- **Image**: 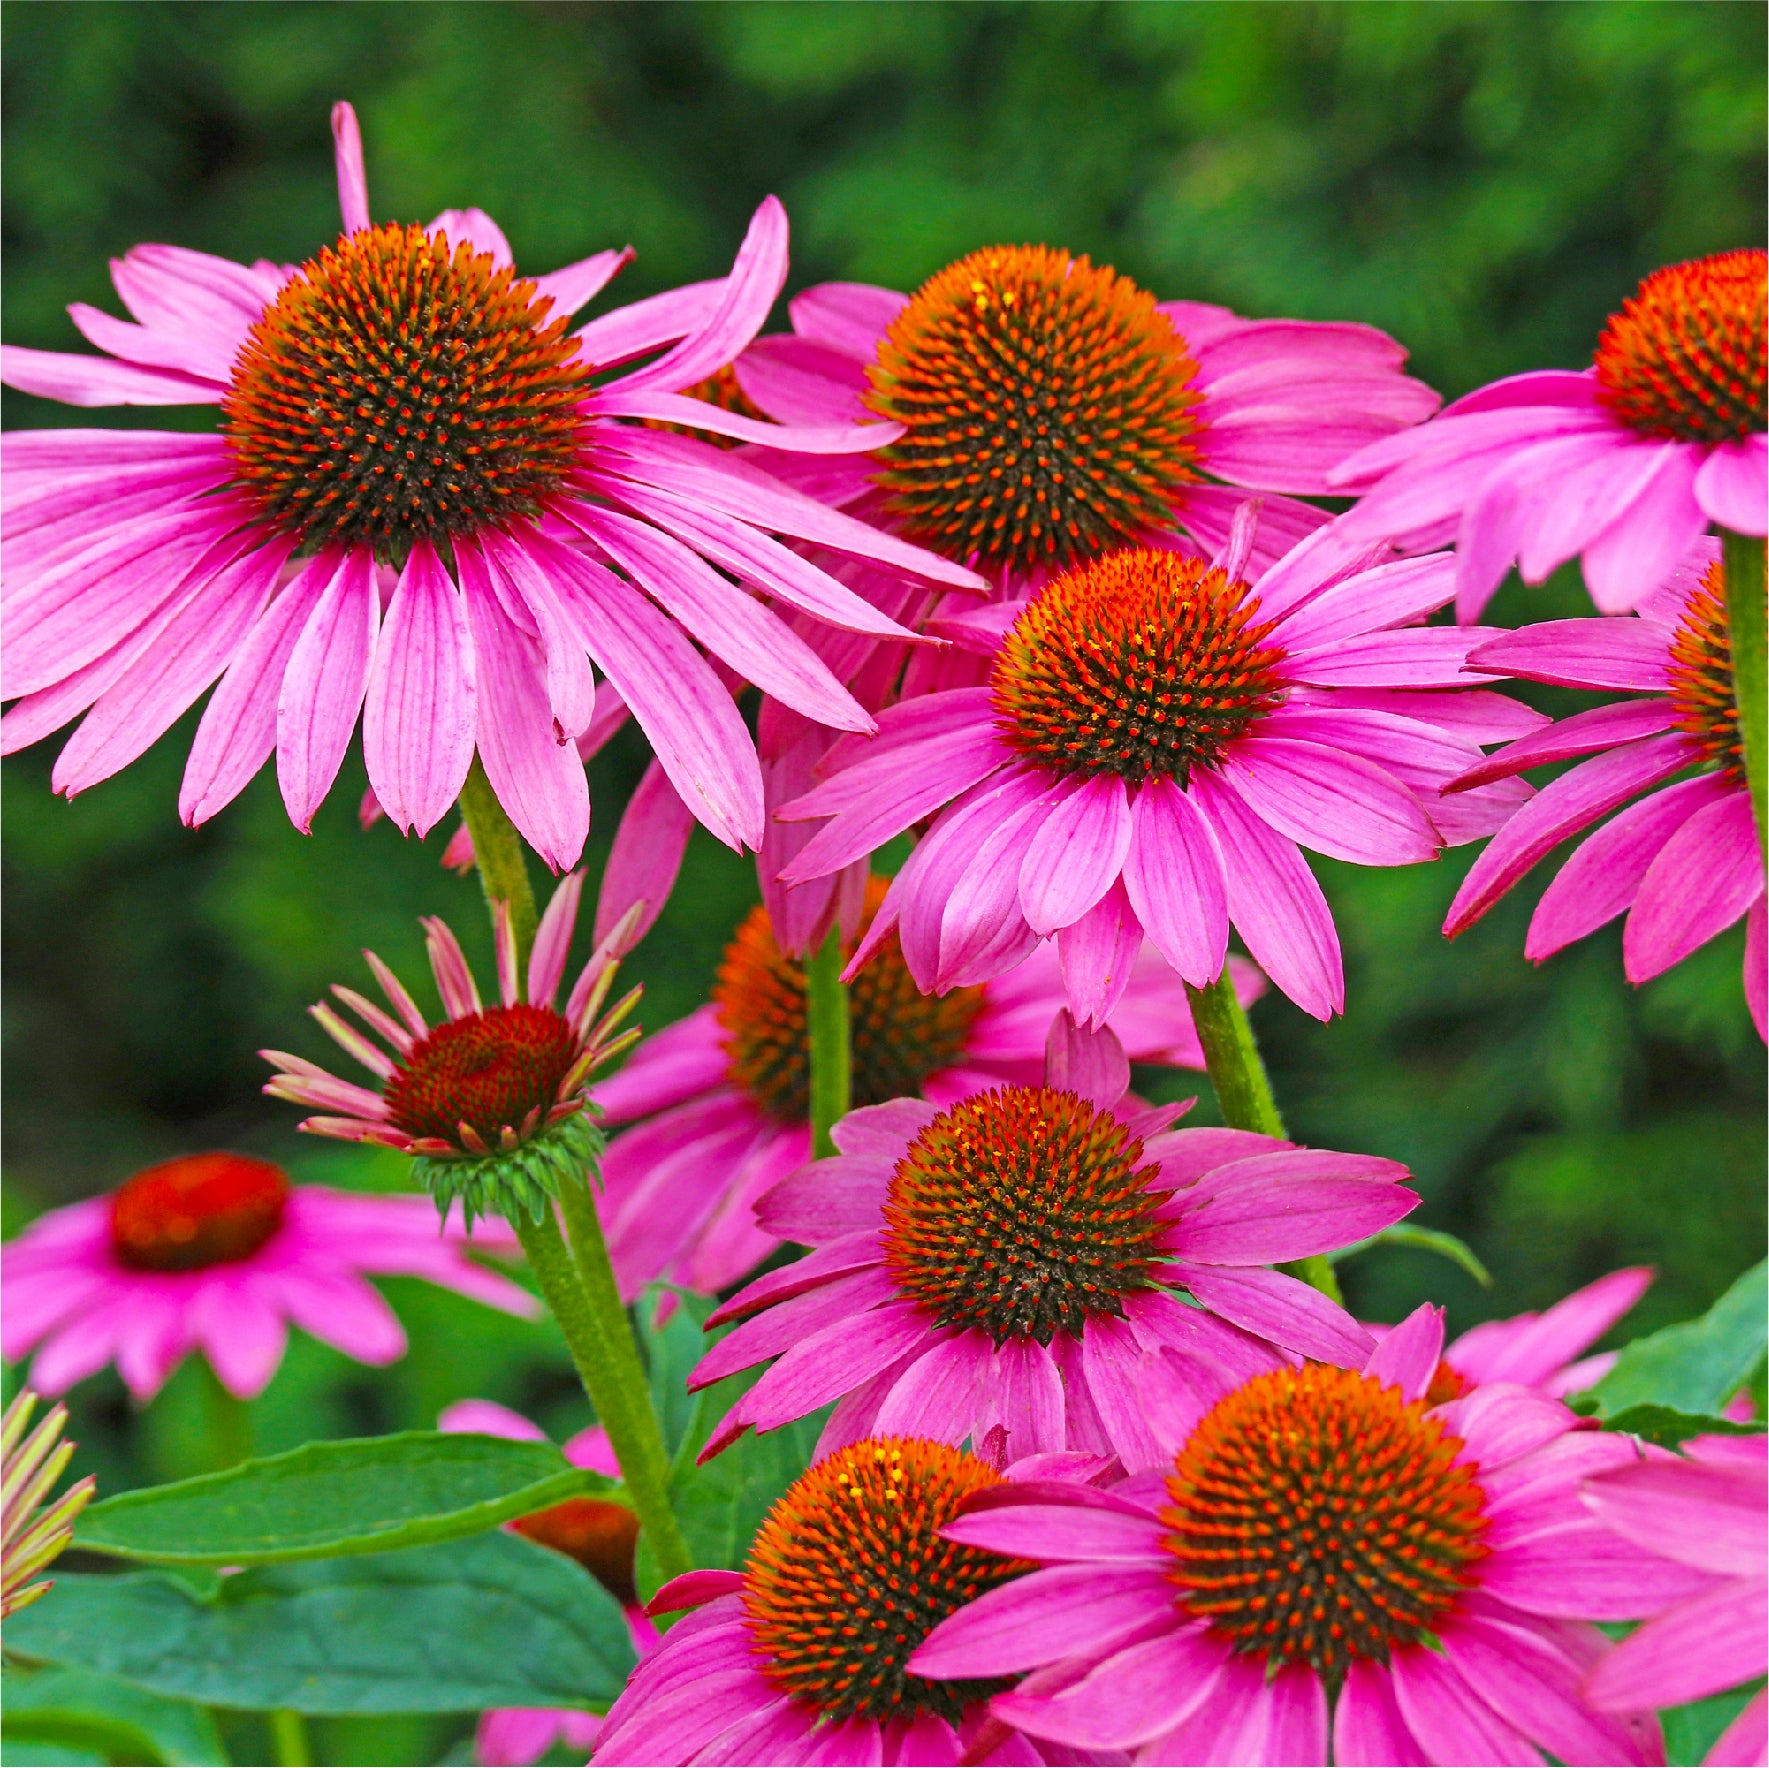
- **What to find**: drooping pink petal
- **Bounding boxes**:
[1180,1264,1373,1366]
[1448,1267,1654,1388]
[1017,773,1131,935]
[1694,435,1769,536]
[1584,1581,1767,1712]
[481,530,596,742]
[331,102,371,234]
[1055,880,1145,1027]
[1043,1011,1130,1110]
[1581,444,1708,613]
[276,547,379,833]
[1443,734,1695,937]
[362,540,476,837]
[1221,736,1438,865]
[1453,699,1681,793]
[1363,1303,1445,1402]
[1623,792,1763,981]
[1191,770,1343,1020]
[595,386,898,454]
[1467,618,1676,693]
[596,759,694,952]
[0,343,221,406]
[1171,1161,1415,1266]
[734,334,869,425]
[1284,625,1500,689]
[1389,1641,1542,1767]
[530,246,633,319]
[1335,1658,1431,1766]
[1115,779,1229,989]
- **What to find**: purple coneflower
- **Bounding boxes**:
[592,876,1263,1302]
[776,521,1541,1020]
[689,1015,1416,1467]
[1,103,980,868]
[1332,250,1766,618]
[1,1153,532,1401]
[913,1306,1675,1766]
[1447,539,1765,1036]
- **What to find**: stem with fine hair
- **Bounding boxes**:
[1183,971,1342,1304]
[513,1207,691,1582]
[1722,528,1767,869]
[458,757,540,964]
[268,1709,312,1768]
[455,766,692,1583]
[805,926,852,1160]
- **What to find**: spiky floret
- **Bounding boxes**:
[411,1108,604,1232]
[743,1437,1029,1725]
[881,1086,1166,1346]
[109,1153,289,1273]
[1161,1364,1489,1682]
[223,222,591,552]
[2,1390,96,1619]
[865,246,1202,576]
[1667,559,1744,778]
[1594,249,1767,444]
[993,548,1286,784]
[714,881,986,1122]
[384,1004,581,1149]
[511,1496,640,1608]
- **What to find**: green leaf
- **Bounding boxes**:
[1595,1405,1768,1449]
[1586,1261,1768,1418]
[1,1667,228,1766]
[1,1532,635,1715]
[1662,1684,1764,1767]
[639,1286,717,1460]
[1328,1224,1492,1287]
[76,1431,607,1565]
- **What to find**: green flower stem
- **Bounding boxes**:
[1183,971,1342,1304]
[554,1182,692,1580]
[200,1362,253,1470]
[805,926,852,1160]
[458,757,540,968]
[514,1207,692,1582]
[1722,528,1767,870]
[269,1709,311,1768]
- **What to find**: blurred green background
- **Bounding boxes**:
[1,9,1764,1753]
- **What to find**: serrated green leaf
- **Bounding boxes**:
[1,1667,228,1766]
[1598,1405,1768,1449]
[1328,1224,1492,1287]
[1586,1262,1768,1418]
[76,1431,607,1565]
[1,1533,634,1715]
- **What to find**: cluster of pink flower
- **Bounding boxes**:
[2,102,1762,1768]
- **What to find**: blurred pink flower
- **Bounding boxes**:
[1,1152,532,1401]
[437,1399,656,1768]
[1447,539,1764,1036]
[776,520,1541,1021]
[1,103,980,869]
[914,1305,1673,1766]
[1584,1434,1767,1767]
[691,1014,1415,1468]
[1332,250,1766,619]
[591,877,1263,1302]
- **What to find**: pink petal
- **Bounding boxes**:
[1453,699,1680,792]
[1482,1520,1716,1620]
[427,208,513,266]
[1172,1163,1415,1265]
[942,1505,1165,1566]
[526,871,585,1011]
[735,334,868,425]
[573,277,724,372]
[456,542,590,871]
[1624,791,1763,981]
[1443,734,1694,937]
[1694,436,1769,536]
[1191,770,1343,1020]
[1468,618,1675,692]
[1746,896,1767,1041]
[873,1338,998,1443]
[1284,624,1499,689]
[1335,1659,1431,1766]
[331,102,370,233]
[1708,1687,1767,1767]
[1056,880,1145,1027]
[1267,552,1458,651]
[194,1275,290,1399]
[1222,736,1438,865]
[596,385,898,454]
[596,759,694,951]
[362,540,476,837]
[1390,1642,1544,1767]
[1181,1264,1374,1366]
[438,1399,548,1441]
[1018,774,1131,936]
[0,343,220,406]
[789,281,906,359]
[276,548,378,833]
[1585,1582,1767,1712]
[1043,1011,1130,1110]
[530,246,633,319]
[1118,777,1229,988]
[1581,444,1708,613]
[1364,1303,1445,1402]
[482,530,596,742]
[1449,1267,1654,1389]
[1583,1459,1767,1578]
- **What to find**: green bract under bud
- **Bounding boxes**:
[411,1108,607,1233]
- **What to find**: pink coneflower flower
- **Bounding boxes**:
[591,875,1263,1301]
[1444,540,1766,1037]
[1332,250,1767,618]
[438,1399,656,1768]
[593,1436,1087,1766]
[735,247,1439,586]
[689,1015,1416,1467]
[0,1152,533,1401]
[0,103,980,870]
[912,1305,1677,1766]
[262,872,638,1229]
[1584,1434,1767,1768]
[776,525,1541,1020]
[2,1390,96,1619]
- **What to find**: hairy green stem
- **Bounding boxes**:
[1184,972,1342,1304]
[1722,528,1767,870]
[458,757,540,968]
[554,1183,692,1581]
[805,926,852,1160]
[268,1709,311,1767]
[200,1362,253,1470]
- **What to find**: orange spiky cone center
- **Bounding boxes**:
[383,1004,578,1148]
[1667,559,1745,780]
[110,1152,289,1272]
